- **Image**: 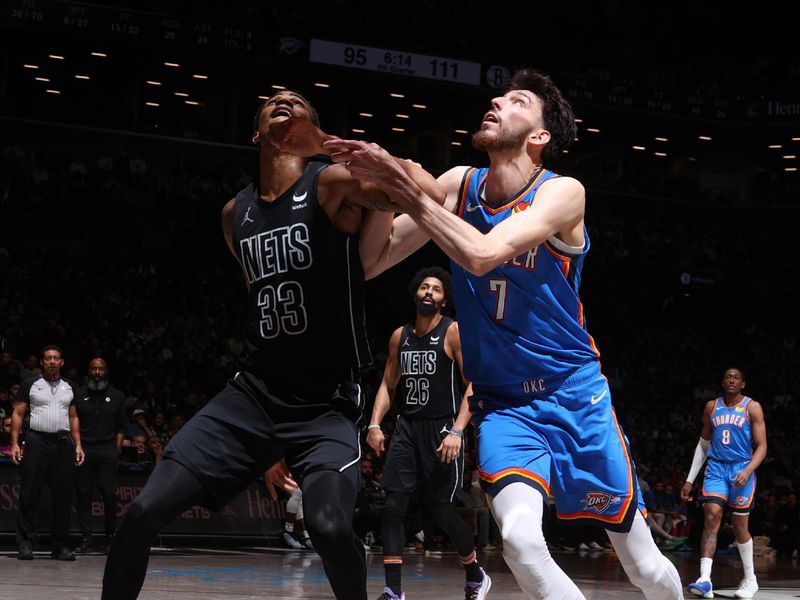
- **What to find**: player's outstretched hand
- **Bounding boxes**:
[437,433,462,464]
[268,117,331,157]
[680,481,693,501]
[265,458,298,500]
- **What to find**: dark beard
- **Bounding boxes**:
[472,125,530,152]
[416,298,439,315]
[88,378,109,392]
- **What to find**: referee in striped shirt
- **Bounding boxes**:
[10,345,85,560]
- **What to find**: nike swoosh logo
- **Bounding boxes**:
[293,191,307,202]
[430,336,440,342]
[465,203,480,212]
[590,389,608,405]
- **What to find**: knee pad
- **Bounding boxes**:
[287,488,303,516]
[502,514,548,563]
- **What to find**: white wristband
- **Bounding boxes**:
[367,424,381,430]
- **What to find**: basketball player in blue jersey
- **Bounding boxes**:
[324,69,683,599]
[367,267,490,600]
[681,368,766,599]
[102,91,444,600]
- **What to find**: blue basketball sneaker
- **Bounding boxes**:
[688,579,714,598]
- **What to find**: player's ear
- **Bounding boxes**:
[529,129,550,145]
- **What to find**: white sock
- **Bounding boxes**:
[606,512,683,600]
[699,557,713,581]
[737,538,755,581]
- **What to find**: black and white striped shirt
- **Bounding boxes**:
[18,376,76,432]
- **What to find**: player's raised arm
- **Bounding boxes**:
[328,137,585,276]
[362,166,468,280]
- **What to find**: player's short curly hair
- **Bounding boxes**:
[507,68,576,164]
[723,367,746,382]
[408,266,453,307]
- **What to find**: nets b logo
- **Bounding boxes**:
[581,492,621,514]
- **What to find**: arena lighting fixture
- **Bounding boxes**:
[785,167,797,172]
[586,128,600,133]
[792,137,800,141]
[46,89,60,94]
[562,149,569,154]
[75,75,90,80]
[451,141,462,146]
[257,95,269,100]
[654,152,667,157]
[174,92,189,97]
[390,93,405,98]
[23,64,39,69]
[91,52,107,57]
[314,83,330,88]
[146,81,162,86]
[49,54,65,60]
[391,127,405,132]
[145,102,159,107]
[698,135,712,141]
[632,146,646,151]
[164,62,180,67]
[358,112,374,117]
[574,118,583,123]
[783,155,797,159]
[768,145,782,149]
[395,114,410,119]
[271,85,286,90]
[655,137,668,142]
[352,128,365,133]
[192,74,208,80]
[35,77,49,82]
[454,129,468,134]
[185,100,200,106]
[412,104,427,109]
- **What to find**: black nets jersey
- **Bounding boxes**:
[396,317,463,419]
[232,161,372,382]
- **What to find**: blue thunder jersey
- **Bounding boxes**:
[450,167,600,389]
[708,396,753,462]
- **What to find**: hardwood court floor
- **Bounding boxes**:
[2,545,799,599]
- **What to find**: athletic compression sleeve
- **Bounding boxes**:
[686,437,710,484]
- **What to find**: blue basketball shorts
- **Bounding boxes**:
[471,362,644,532]
[701,458,756,514]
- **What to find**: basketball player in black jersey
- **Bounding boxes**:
[102,91,445,600]
[367,267,491,600]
